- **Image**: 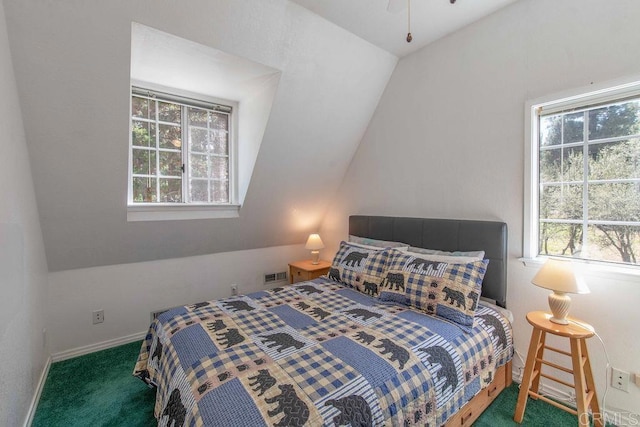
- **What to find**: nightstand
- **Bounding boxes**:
[288,259,331,284]
[514,311,602,427]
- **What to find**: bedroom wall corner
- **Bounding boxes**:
[0,0,50,424]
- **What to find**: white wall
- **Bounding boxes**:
[321,0,640,419]
[0,0,49,423]
[3,0,397,272]
[47,244,308,356]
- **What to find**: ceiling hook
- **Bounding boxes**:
[406,0,412,43]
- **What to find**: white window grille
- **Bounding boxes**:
[526,82,640,267]
[129,88,233,205]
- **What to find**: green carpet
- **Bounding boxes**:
[473,382,601,427]
[33,342,607,426]
[33,341,155,426]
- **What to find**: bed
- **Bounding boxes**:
[134,215,512,426]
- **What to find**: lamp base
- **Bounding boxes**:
[310,250,320,265]
[548,291,571,325]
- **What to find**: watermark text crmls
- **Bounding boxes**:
[580,412,639,426]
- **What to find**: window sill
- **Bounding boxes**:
[127,204,240,221]
[519,256,640,282]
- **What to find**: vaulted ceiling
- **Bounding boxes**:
[290,0,518,57]
[4,0,516,271]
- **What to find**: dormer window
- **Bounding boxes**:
[127,23,281,221]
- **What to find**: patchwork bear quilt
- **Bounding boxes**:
[134,278,512,426]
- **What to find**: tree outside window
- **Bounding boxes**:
[130,90,232,205]
[538,98,640,265]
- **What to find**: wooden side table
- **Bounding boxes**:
[289,259,331,284]
[514,311,602,427]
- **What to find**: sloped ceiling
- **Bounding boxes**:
[289,0,518,57]
[4,0,397,271]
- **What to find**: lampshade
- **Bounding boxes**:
[532,259,589,325]
[531,259,589,294]
[305,234,325,250]
[305,234,324,265]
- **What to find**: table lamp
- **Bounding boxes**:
[305,234,324,265]
[531,258,589,325]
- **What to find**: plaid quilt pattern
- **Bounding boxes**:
[316,375,386,425]
[255,286,304,308]
[368,315,436,348]
[475,304,514,367]
[377,363,434,422]
[134,279,512,427]
[298,289,357,313]
[278,345,359,401]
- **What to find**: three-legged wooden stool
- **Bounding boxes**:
[514,311,603,427]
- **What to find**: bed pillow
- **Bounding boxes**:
[349,235,409,249]
[398,249,482,264]
[406,246,485,260]
[328,241,390,293]
[378,249,489,331]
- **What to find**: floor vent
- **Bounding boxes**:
[264,271,288,284]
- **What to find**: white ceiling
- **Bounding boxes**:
[290,0,518,57]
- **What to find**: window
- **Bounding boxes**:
[129,88,233,205]
[526,82,640,267]
[129,24,281,221]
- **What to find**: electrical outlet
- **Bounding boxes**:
[611,367,630,392]
[634,373,640,388]
[92,309,104,324]
[231,284,238,296]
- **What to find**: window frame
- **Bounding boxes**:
[524,77,640,274]
[127,84,240,221]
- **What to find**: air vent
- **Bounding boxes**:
[264,271,288,284]
[150,306,179,323]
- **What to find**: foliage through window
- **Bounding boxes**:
[536,93,640,266]
[130,89,232,205]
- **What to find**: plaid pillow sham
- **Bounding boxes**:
[327,241,390,293]
[377,249,489,331]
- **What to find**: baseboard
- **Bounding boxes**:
[512,368,575,402]
[51,331,147,362]
[23,355,51,427]
[512,366,639,425]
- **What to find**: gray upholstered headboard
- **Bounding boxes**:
[349,215,508,308]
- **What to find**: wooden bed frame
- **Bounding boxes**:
[349,215,512,426]
[446,361,513,426]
